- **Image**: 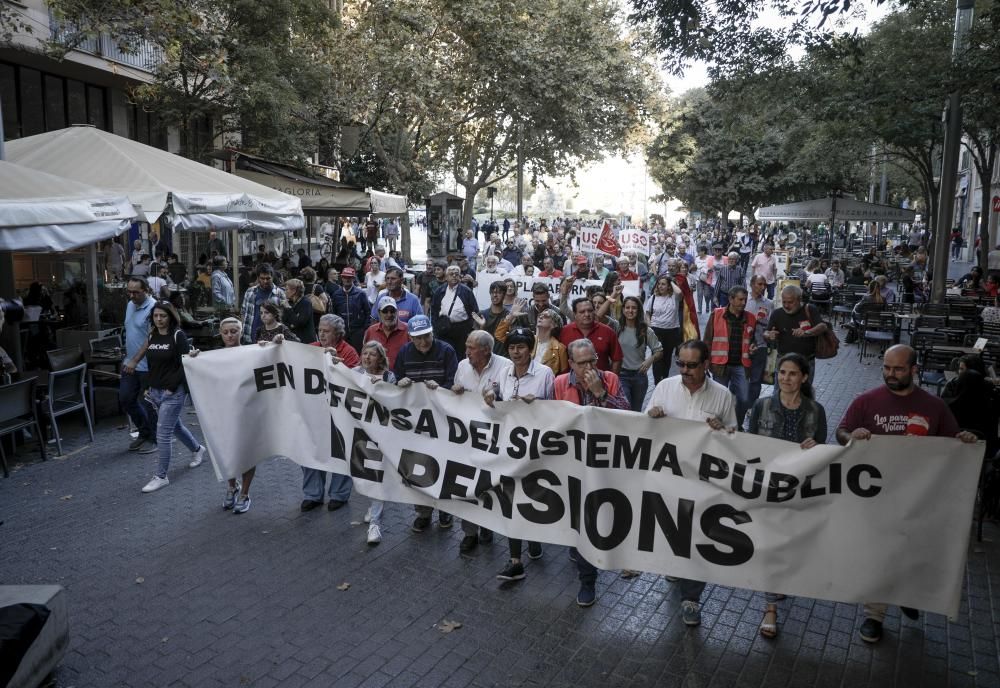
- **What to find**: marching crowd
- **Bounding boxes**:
[114,215,982,648]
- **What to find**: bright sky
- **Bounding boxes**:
[539,0,897,224]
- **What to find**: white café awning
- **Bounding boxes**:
[368,188,408,215]
[757,197,917,223]
[6,126,304,232]
[0,160,137,252]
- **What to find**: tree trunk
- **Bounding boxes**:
[977,142,997,272]
[459,181,482,248]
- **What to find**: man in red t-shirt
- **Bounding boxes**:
[363,297,409,368]
[837,344,978,645]
[559,297,623,374]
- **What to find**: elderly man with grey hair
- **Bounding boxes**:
[764,284,828,361]
[450,329,512,552]
[713,251,746,308]
[299,313,360,513]
[552,338,630,607]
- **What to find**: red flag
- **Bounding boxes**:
[596,220,621,257]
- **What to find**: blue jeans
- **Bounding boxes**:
[618,369,648,412]
[714,364,750,426]
[679,578,706,603]
[766,282,775,299]
[302,468,353,502]
[571,548,598,587]
[148,386,200,478]
[119,371,156,441]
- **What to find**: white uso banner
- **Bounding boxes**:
[473,276,639,310]
[185,344,980,617]
[619,229,651,255]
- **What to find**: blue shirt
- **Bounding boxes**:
[369,289,423,323]
[125,296,155,372]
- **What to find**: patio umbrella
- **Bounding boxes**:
[6,126,304,232]
[0,160,137,252]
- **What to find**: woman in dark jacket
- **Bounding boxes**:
[747,353,827,640]
[281,278,316,343]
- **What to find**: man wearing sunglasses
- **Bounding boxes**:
[647,339,738,627]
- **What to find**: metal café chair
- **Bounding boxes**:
[41,363,94,456]
[859,312,897,361]
[0,378,47,477]
[918,348,955,395]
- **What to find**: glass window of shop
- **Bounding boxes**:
[0,61,109,139]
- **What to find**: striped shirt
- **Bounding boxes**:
[392,339,458,388]
[714,265,746,299]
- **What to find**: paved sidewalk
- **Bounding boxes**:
[2,258,997,688]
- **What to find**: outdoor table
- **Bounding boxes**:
[928,345,979,356]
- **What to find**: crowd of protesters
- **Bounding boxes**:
[112,214,986,650]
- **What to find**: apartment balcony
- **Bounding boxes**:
[49,12,163,74]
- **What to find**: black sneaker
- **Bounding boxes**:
[137,442,158,455]
[438,513,454,529]
[327,499,347,511]
[859,618,883,643]
[527,542,543,560]
[460,535,478,553]
[411,516,431,533]
[497,560,525,581]
[128,436,146,451]
[300,499,323,512]
[900,606,919,620]
[478,528,493,544]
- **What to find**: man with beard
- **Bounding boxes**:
[764,285,827,362]
[837,344,977,644]
[647,339,737,627]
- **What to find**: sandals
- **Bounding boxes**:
[759,608,778,639]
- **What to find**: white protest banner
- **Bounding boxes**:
[472,276,639,310]
[578,226,600,253]
[618,229,651,256]
[185,343,981,617]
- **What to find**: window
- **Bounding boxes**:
[66,79,87,125]
[44,75,66,130]
[18,67,43,136]
[86,85,106,129]
[0,63,17,139]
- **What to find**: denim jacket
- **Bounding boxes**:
[748,391,827,444]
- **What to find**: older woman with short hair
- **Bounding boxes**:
[299,314,359,512]
[355,340,396,544]
[282,278,316,343]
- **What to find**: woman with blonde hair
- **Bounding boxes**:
[355,340,396,544]
[189,317,258,513]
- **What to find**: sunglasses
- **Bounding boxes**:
[675,360,702,370]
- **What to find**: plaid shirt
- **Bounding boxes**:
[567,370,631,410]
[240,284,286,343]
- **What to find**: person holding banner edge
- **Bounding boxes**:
[554,338,630,606]
[647,339,738,626]
[747,352,828,638]
[452,330,512,552]
[836,344,978,644]
[394,315,459,533]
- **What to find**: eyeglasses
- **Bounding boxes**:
[675,360,702,370]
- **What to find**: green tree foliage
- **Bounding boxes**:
[46,0,340,161]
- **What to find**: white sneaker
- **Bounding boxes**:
[188,446,206,468]
[364,506,374,523]
[367,523,382,545]
[142,476,169,493]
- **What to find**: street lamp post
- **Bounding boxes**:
[931,0,975,303]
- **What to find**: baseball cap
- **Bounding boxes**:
[407,314,433,337]
[377,296,397,312]
[575,255,588,265]
[341,266,357,278]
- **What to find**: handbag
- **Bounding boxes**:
[810,305,840,359]
[433,291,459,337]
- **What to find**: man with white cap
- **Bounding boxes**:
[393,314,459,533]
[363,296,410,368]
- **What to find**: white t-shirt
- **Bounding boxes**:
[454,353,512,393]
[644,292,681,329]
[443,285,468,322]
[648,375,738,428]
